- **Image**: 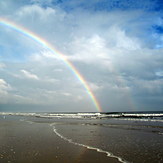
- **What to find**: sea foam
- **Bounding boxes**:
[50,123,129,163]
[0,112,163,122]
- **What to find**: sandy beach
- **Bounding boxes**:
[0,115,163,163]
[0,116,119,163]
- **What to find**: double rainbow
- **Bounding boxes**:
[0,18,102,112]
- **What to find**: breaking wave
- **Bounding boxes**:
[0,111,163,122]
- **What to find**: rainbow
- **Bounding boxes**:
[0,17,102,112]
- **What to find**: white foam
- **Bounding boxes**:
[1,112,162,121]
[121,113,163,117]
[0,112,37,116]
[37,113,102,119]
[99,113,163,119]
[115,118,163,123]
[50,123,128,163]
[0,112,102,119]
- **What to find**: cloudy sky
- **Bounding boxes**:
[0,0,163,112]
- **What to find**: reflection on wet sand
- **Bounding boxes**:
[0,115,163,163]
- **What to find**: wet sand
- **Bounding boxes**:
[0,116,119,163]
[0,115,163,163]
[55,119,163,163]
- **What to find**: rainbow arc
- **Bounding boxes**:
[0,17,102,112]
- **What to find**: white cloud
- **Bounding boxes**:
[16,4,56,21]
[67,35,110,63]
[41,50,60,60]
[88,82,102,91]
[0,79,11,91]
[110,26,141,50]
[0,79,12,103]
[21,69,39,80]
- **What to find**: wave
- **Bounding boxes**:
[0,112,163,122]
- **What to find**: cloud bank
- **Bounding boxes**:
[0,0,163,112]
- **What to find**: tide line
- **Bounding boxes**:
[50,123,128,163]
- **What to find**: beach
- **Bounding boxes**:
[0,114,163,163]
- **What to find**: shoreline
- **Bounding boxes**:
[51,123,127,163]
[0,117,120,163]
[0,115,163,163]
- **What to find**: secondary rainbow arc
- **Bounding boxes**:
[0,17,102,112]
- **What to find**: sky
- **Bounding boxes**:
[0,0,163,112]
